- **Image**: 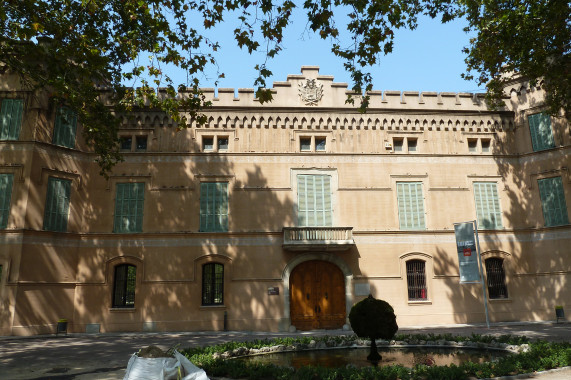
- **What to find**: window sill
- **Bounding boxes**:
[408,300,432,306]
[200,305,226,310]
[489,298,512,303]
[109,307,136,312]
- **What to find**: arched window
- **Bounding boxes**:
[202,263,224,305]
[406,260,427,300]
[112,264,136,308]
[485,258,508,299]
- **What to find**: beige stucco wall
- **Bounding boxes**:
[0,67,569,336]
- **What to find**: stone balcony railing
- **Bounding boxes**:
[282,227,355,251]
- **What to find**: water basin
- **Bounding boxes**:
[237,347,511,368]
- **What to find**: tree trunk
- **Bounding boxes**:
[367,338,381,362]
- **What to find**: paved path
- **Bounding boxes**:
[0,322,569,380]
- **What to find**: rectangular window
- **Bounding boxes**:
[113,183,145,233]
[135,136,147,151]
[393,138,403,152]
[396,182,425,230]
[468,139,477,152]
[43,177,72,232]
[538,177,569,227]
[120,136,132,151]
[53,107,78,148]
[218,136,229,151]
[113,264,136,308]
[315,137,326,151]
[200,182,229,232]
[408,138,417,152]
[202,263,224,305]
[528,112,555,151]
[297,174,332,227]
[406,260,427,301]
[0,264,3,283]
[481,139,491,152]
[0,99,23,140]
[0,174,14,229]
[485,258,508,299]
[202,137,214,151]
[300,137,311,151]
[473,182,503,229]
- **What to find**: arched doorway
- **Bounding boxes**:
[289,260,346,330]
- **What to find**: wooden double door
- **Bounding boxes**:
[290,260,346,330]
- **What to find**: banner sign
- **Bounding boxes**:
[454,222,480,283]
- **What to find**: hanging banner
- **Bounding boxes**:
[454,222,480,283]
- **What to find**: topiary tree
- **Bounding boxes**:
[349,294,398,362]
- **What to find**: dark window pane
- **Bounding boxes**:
[113,264,136,308]
[481,139,490,152]
[202,263,224,305]
[136,136,147,151]
[300,137,311,151]
[120,136,132,151]
[408,139,417,152]
[468,139,477,152]
[393,139,403,152]
[485,258,508,299]
[406,260,427,300]
[218,137,229,150]
[315,137,326,151]
[203,137,214,151]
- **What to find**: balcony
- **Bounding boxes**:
[282,227,355,251]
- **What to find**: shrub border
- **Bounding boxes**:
[181,333,571,380]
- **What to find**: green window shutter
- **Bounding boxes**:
[538,177,569,227]
[43,177,71,232]
[0,174,14,229]
[397,182,426,230]
[0,99,24,140]
[113,183,144,233]
[53,107,78,148]
[200,182,228,232]
[297,174,332,227]
[474,182,503,229]
[528,113,555,152]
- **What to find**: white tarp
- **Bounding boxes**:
[123,350,209,380]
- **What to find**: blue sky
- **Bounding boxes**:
[190,12,484,94]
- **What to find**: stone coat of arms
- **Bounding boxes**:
[298,79,324,106]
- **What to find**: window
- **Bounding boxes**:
[0,174,14,229]
[528,112,555,151]
[297,174,332,227]
[202,137,214,151]
[202,263,224,305]
[218,136,229,151]
[396,182,425,230]
[481,139,491,152]
[200,182,228,232]
[53,107,77,148]
[473,182,503,229]
[202,135,228,152]
[0,264,2,283]
[408,138,417,152]
[406,260,427,301]
[135,136,147,151]
[112,264,136,308]
[393,138,404,152]
[113,183,145,233]
[120,136,132,151]
[315,137,326,151]
[300,137,311,151]
[485,258,508,299]
[468,139,478,153]
[538,177,569,227]
[299,136,327,152]
[43,177,71,232]
[0,99,23,140]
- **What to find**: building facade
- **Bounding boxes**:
[0,66,569,336]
